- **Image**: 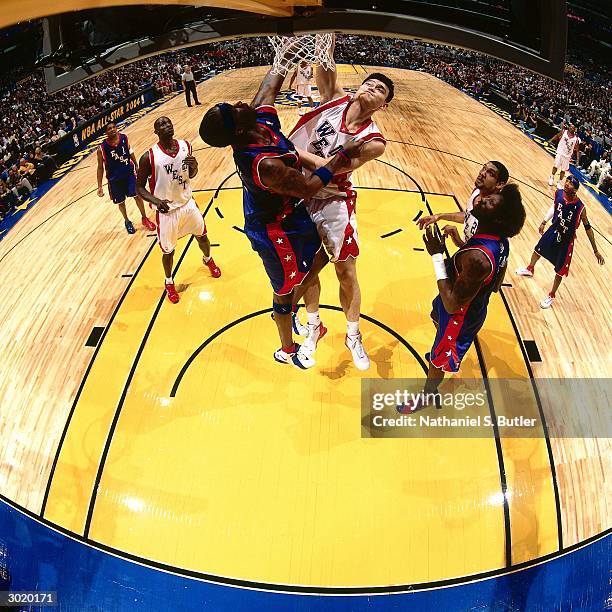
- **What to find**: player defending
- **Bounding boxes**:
[289,61,315,115]
[136,116,221,304]
[289,34,393,370]
[515,175,604,308]
[199,58,363,369]
[417,161,509,246]
[548,123,580,189]
[97,122,156,234]
[401,185,525,410]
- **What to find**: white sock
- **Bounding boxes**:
[203,255,211,263]
[165,277,173,284]
[347,320,360,337]
[307,310,320,326]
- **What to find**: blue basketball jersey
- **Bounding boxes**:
[429,234,509,373]
[233,106,303,230]
[534,189,584,276]
[100,133,135,182]
[548,189,584,245]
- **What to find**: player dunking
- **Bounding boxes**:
[199,56,363,369]
[97,122,156,234]
[401,184,525,410]
[136,116,221,304]
[289,61,315,115]
[289,34,394,370]
[417,161,509,247]
[515,175,604,308]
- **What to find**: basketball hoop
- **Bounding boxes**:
[268,34,335,77]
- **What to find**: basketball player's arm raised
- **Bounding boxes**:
[582,209,605,265]
[136,152,171,213]
[417,212,465,230]
[251,64,290,108]
[423,227,490,313]
[96,149,105,197]
[316,34,344,105]
[259,140,363,198]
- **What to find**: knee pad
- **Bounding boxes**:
[273,301,292,315]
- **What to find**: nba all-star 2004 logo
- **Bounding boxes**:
[275,87,357,106]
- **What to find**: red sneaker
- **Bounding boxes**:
[165,282,180,304]
[204,257,221,278]
[142,217,156,231]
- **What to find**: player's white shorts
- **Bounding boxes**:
[156,198,206,254]
[554,153,571,172]
[306,194,359,262]
[296,83,312,98]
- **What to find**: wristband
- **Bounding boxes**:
[432,253,448,281]
[313,166,333,187]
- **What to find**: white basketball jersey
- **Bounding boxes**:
[296,64,312,86]
[556,130,579,158]
[289,95,386,199]
[148,139,193,210]
[464,188,479,241]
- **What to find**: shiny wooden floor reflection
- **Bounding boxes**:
[0,66,609,587]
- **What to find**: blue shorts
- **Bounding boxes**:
[246,206,322,295]
[535,227,574,277]
[426,296,486,373]
[108,174,137,204]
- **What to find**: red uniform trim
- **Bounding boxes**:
[430,305,470,373]
[359,132,386,145]
[148,148,156,195]
[158,139,180,158]
[256,105,277,114]
[266,222,307,295]
[251,151,299,192]
[454,245,496,285]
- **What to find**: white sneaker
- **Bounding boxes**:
[540,295,554,309]
[345,333,370,371]
[515,267,534,277]
[557,182,564,190]
[548,176,554,186]
[273,343,315,369]
[303,322,327,356]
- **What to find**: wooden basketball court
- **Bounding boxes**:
[0,65,609,588]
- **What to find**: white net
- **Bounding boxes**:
[268,34,335,77]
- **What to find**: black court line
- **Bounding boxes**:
[82,237,195,538]
[424,190,512,567]
[210,243,220,247]
[449,193,563,552]
[170,304,429,397]
[413,210,423,222]
[499,289,563,549]
[85,327,105,348]
[474,338,513,567]
[502,283,512,287]
[40,237,158,516]
[5,488,609,595]
[523,340,542,362]
[380,228,402,239]
[146,233,156,237]
[232,225,245,234]
[121,274,133,278]
[215,207,224,219]
[413,247,425,252]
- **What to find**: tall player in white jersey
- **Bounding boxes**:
[417,161,509,246]
[289,61,315,115]
[548,123,580,189]
[137,116,221,304]
[289,34,394,370]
